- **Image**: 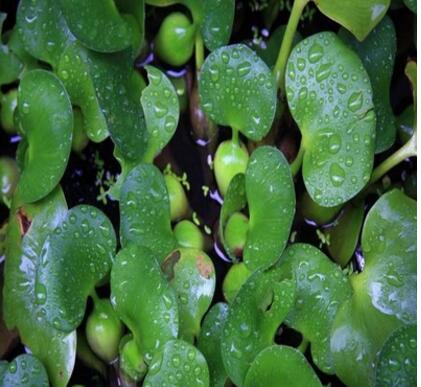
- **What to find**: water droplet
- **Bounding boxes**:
[153,102,168,118]
[297,57,306,71]
[316,63,332,82]
[329,163,345,187]
[308,43,324,63]
[348,91,363,112]
[221,52,229,64]
[237,61,251,77]
[328,134,341,154]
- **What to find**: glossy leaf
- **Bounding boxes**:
[0,354,49,387]
[331,189,416,387]
[375,325,416,386]
[143,339,209,387]
[16,0,75,68]
[17,69,73,203]
[277,243,352,373]
[111,244,179,362]
[244,345,322,387]
[286,32,376,206]
[199,44,277,141]
[162,248,215,342]
[3,187,76,387]
[221,268,295,386]
[58,0,132,53]
[397,105,414,143]
[197,303,229,387]
[339,16,397,153]
[36,205,116,332]
[120,163,177,259]
[243,146,295,271]
[141,65,179,162]
[58,42,147,156]
[314,0,390,41]
[223,262,252,304]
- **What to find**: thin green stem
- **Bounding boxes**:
[273,0,309,91]
[232,128,240,146]
[195,32,204,71]
[290,139,305,177]
[90,288,100,304]
[297,338,309,353]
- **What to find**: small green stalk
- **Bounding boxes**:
[290,139,305,177]
[195,32,204,71]
[273,0,309,91]
[297,338,309,353]
[232,128,240,146]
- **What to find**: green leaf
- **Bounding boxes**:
[243,146,295,271]
[339,15,397,153]
[244,345,322,387]
[16,69,73,204]
[0,354,49,387]
[325,203,365,267]
[313,0,391,41]
[221,268,295,386]
[331,189,416,387]
[403,0,416,12]
[277,243,352,373]
[141,65,179,162]
[143,339,209,387]
[3,187,76,387]
[396,105,414,144]
[36,205,116,332]
[16,0,75,68]
[58,0,132,53]
[162,248,215,342]
[58,42,147,156]
[197,303,229,387]
[111,244,179,362]
[201,0,235,51]
[199,44,277,141]
[120,163,177,259]
[374,325,416,386]
[286,32,376,206]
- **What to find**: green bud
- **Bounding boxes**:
[174,220,205,250]
[301,191,342,225]
[0,89,18,134]
[164,174,189,221]
[214,140,249,196]
[119,336,147,382]
[224,212,249,257]
[223,262,251,303]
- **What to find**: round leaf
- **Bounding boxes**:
[143,339,209,387]
[162,248,215,342]
[0,354,49,387]
[286,32,375,206]
[199,44,277,141]
[244,345,322,387]
[111,244,179,362]
[16,69,73,203]
[120,163,177,260]
[37,205,116,332]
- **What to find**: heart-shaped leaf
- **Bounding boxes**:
[120,163,177,260]
[221,268,295,386]
[197,303,229,387]
[16,69,73,204]
[162,248,215,342]
[3,187,76,387]
[58,0,133,53]
[111,244,179,362]
[286,32,376,206]
[16,0,75,68]
[37,205,116,332]
[143,339,209,387]
[339,15,397,153]
[244,345,322,387]
[374,325,416,386]
[0,354,49,387]
[313,0,390,41]
[331,189,416,387]
[277,243,352,373]
[141,65,179,162]
[199,44,277,141]
[58,41,147,156]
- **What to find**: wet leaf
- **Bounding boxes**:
[197,303,229,387]
[111,244,179,362]
[221,268,295,386]
[286,32,376,206]
[3,187,76,387]
[313,0,390,41]
[141,65,179,162]
[244,345,322,387]
[162,248,215,342]
[277,243,352,373]
[199,44,277,141]
[143,339,209,387]
[36,205,116,332]
[16,69,73,204]
[339,15,397,153]
[0,354,49,387]
[202,0,234,51]
[331,189,416,387]
[120,163,177,260]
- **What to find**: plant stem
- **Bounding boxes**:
[273,0,309,91]
[290,139,305,177]
[90,288,100,304]
[232,128,240,146]
[195,32,204,71]
[297,338,309,353]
